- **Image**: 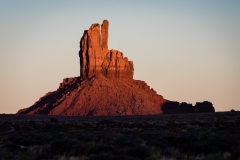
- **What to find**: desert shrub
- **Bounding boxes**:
[8,134,22,144]
[50,139,81,156]
[72,144,85,157]
[203,134,237,154]
[89,152,114,160]
[173,133,198,147]
[96,134,111,143]
[190,121,209,127]
[29,120,36,125]
[145,155,167,160]
[113,135,135,147]
[96,120,115,127]
[161,150,173,157]
[235,119,240,126]
[2,144,21,152]
[50,117,58,123]
[19,151,36,160]
[23,133,53,146]
[34,133,53,145]
[77,133,99,142]
[202,153,224,160]
[9,133,52,146]
[88,143,115,155]
[114,154,137,160]
[0,151,3,160]
[0,122,12,132]
[36,151,54,160]
[139,132,163,142]
[89,152,136,160]
[160,132,178,147]
[0,150,14,160]
[180,141,206,156]
[228,149,240,160]
[18,137,36,146]
[147,140,167,150]
[126,145,151,159]
[82,141,97,155]
[52,132,67,140]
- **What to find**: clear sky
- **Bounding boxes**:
[0,0,239,113]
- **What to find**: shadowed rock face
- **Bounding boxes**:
[16,20,215,116]
[161,101,215,114]
[79,20,133,80]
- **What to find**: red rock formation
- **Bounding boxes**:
[17,75,166,116]
[101,20,109,48]
[16,20,214,116]
[161,101,215,114]
[17,20,166,116]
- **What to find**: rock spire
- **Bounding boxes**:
[79,20,133,80]
[16,20,215,116]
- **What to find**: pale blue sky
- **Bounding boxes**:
[0,0,239,113]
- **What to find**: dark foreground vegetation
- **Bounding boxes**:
[0,112,240,160]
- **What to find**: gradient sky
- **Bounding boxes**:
[0,0,239,113]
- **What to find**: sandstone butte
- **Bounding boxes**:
[17,20,215,116]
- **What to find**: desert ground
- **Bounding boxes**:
[0,112,240,160]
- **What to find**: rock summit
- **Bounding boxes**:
[79,20,133,80]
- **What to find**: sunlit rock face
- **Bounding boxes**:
[79,20,133,81]
[16,20,215,116]
[17,20,167,116]
[17,75,167,116]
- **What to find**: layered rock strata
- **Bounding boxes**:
[17,20,215,116]
[17,20,166,116]
[17,75,166,116]
[79,20,133,80]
